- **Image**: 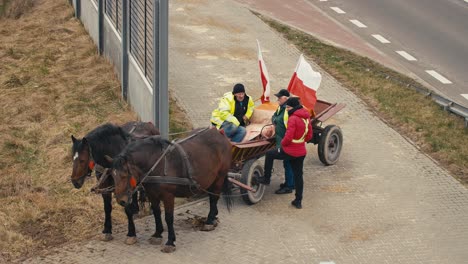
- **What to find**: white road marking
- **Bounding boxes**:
[330,7,346,14]
[73,152,79,161]
[461,94,468,100]
[426,70,453,84]
[319,0,328,2]
[396,50,417,61]
[350,19,367,28]
[372,34,391,43]
[465,0,468,3]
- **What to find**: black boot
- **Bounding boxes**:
[275,187,293,194]
[291,200,302,209]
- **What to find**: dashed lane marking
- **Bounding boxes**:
[426,70,453,84]
[330,7,346,14]
[372,34,391,43]
[350,19,367,28]
[460,94,468,100]
[396,50,417,61]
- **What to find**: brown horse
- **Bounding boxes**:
[70,121,159,244]
[109,127,233,253]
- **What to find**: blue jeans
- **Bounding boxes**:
[283,160,295,188]
[221,121,246,143]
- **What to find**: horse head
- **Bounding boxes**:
[108,153,142,207]
[71,135,94,189]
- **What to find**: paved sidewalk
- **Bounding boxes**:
[24,0,468,263]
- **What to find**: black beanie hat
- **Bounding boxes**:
[285,97,301,108]
[232,83,245,94]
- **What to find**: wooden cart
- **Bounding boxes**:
[228,99,345,205]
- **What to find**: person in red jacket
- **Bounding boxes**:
[257,97,313,209]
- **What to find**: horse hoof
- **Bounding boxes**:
[149,237,163,245]
[201,224,216,231]
[100,233,113,241]
[125,236,137,245]
[161,245,176,253]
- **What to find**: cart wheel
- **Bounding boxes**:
[318,125,343,166]
[240,159,265,205]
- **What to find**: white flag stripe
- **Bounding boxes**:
[330,7,346,14]
[372,34,391,43]
[350,19,367,28]
[396,51,417,61]
[257,40,271,100]
[426,70,453,84]
[296,55,321,91]
[461,94,468,100]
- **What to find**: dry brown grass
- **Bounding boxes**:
[0,0,191,262]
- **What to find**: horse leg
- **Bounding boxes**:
[129,191,140,216]
[101,193,113,241]
[161,194,176,253]
[201,193,219,231]
[149,199,164,245]
[124,205,138,245]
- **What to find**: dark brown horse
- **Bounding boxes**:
[109,127,233,253]
[70,121,159,244]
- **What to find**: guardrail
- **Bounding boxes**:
[375,69,468,128]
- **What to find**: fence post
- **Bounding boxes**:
[121,0,129,100]
[153,0,169,137]
[75,0,81,19]
[98,0,104,55]
[158,0,169,138]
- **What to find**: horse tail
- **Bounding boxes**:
[222,175,233,212]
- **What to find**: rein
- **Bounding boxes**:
[129,127,211,196]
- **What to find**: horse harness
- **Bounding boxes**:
[130,128,212,195]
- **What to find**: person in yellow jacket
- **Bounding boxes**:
[210,83,255,142]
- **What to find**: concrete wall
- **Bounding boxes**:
[79,0,99,44]
[74,0,154,122]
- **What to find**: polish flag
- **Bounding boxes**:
[287,54,321,111]
[257,40,271,103]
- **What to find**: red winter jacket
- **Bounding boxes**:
[281,107,313,157]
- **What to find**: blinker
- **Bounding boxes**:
[88,161,95,170]
[129,176,137,188]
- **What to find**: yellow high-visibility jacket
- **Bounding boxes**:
[210,92,254,128]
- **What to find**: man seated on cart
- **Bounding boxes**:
[210,83,255,143]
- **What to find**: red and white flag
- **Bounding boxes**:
[287,54,321,111]
[257,40,271,103]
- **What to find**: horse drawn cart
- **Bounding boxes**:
[228,99,345,205]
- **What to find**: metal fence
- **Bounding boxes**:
[129,0,154,84]
[71,0,169,136]
[101,0,154,84]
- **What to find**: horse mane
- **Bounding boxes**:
[114,135,171,170]
[85,123,130,144]
[72,123,130,167]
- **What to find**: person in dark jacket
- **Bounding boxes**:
[258,97,313,209]
[271,89,295,194]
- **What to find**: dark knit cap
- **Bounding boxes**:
[274,89,290,98]
[285,97,301,108]
[232,83,245,94]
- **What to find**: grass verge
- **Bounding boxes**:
[257,13,467,184]
[0,0,191,262]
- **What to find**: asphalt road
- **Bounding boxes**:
[308,0,468,107]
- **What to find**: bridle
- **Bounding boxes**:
[113,161,140,202]
[73,144,95,182]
